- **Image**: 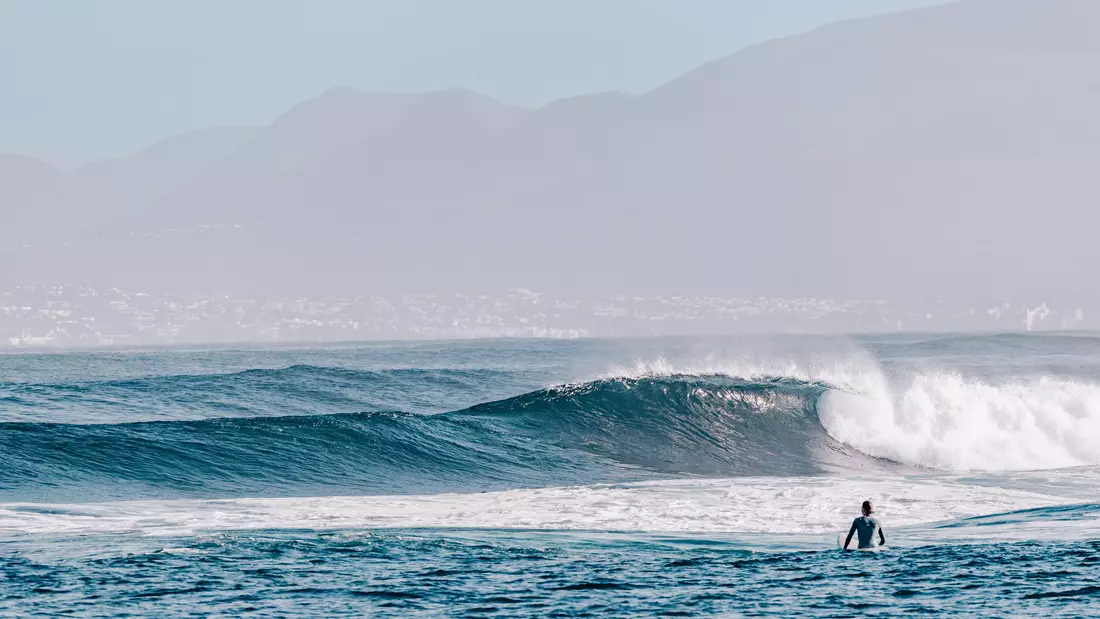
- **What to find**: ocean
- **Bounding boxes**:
[2,334,1099,617]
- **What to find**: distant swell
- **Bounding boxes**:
[0,375,877,502]
[0,365,524,424]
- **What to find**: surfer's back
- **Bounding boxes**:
[851,515,881,549]
[844,500,886,550]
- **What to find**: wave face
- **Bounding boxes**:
[0,374,873,502]
[457,376,868,475]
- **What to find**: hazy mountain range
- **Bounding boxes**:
[4,0,1099,301]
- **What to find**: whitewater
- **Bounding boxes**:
[2,334,1100,616]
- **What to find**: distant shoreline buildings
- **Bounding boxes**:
[1,285,1092,348]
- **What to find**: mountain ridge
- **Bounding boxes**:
[4,0,1099,300]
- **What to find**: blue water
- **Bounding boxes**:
[2,335,1100,616]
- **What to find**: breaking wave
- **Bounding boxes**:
[3,359,1100,502]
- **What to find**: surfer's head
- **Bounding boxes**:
[861,500,873,516]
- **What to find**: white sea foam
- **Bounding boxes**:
[0,477,1064,540]
[820,373,1100,471]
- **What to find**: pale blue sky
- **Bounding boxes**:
[1,0,946,166]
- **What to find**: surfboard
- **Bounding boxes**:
[837,533,852,550]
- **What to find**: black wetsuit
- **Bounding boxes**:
[846,516,885,549]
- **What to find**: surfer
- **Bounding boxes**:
[843,500,886,550]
